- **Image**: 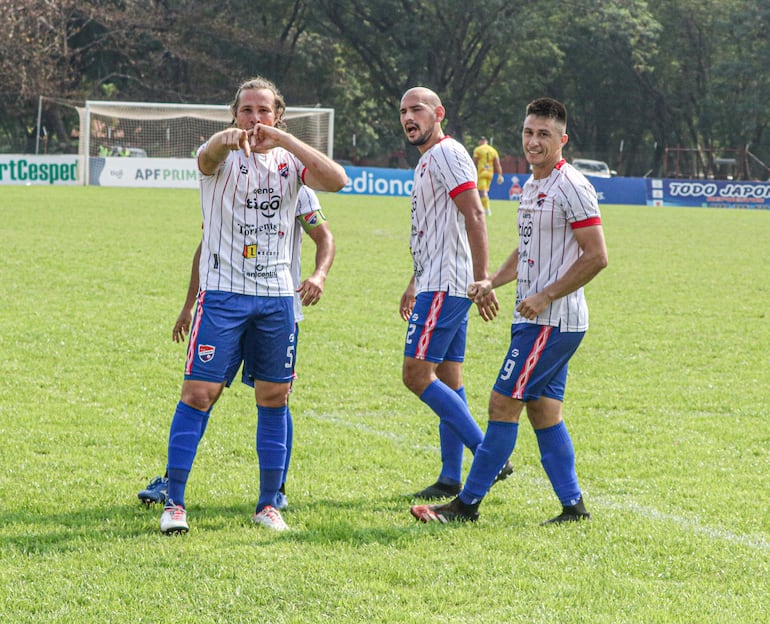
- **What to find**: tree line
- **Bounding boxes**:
[2,0,769,179]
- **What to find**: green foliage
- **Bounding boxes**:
[312,0,541,143]
[3,0,770,175]
[0,187,768,622]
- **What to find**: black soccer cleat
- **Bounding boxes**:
[493,459,514,484]
[410,497,480,523]
[541,496,591,525]
[408,480,462,500]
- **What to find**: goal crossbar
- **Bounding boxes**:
[84,100,334,123]
[79,100,334,184]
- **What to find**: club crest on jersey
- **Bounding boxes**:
[198,344,216,363]
[537,193,547,207]
[419,162,428,177]
[278,162,289,178]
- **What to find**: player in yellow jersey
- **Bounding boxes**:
[473,137,504,216]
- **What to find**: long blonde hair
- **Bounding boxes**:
[229,76,287,129]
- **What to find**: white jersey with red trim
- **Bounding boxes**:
[292,186,321,322]
[409,136,478,297]
[198,146,305,296]
[515,159,601,331]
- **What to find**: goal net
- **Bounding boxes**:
[78,100,334,170]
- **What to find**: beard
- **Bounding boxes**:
[406,127,433,147]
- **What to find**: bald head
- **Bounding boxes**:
[401,87,442,109]
[399,86,446,152]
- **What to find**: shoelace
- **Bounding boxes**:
[165,505,185,519]
[257,506,286,527]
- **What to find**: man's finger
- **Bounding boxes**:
[240,131,251,157]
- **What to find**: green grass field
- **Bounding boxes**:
[1,186,768,623]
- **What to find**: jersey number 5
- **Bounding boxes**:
[284,344,295,370]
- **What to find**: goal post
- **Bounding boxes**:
[78,100,335,184]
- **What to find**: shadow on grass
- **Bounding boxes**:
[0,493,465,555]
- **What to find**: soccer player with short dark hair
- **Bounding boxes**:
[411,97,608,525]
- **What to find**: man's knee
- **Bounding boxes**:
[180,380,224,412]
[489,390,525,424]
[402,358,434,395]
[255,381,291,407]
[525,397,563,429]
[436,360,462,390]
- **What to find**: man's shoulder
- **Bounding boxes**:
[556,162,596,190]
[432,136,473,162]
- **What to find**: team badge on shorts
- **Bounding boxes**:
[198,344,216,362]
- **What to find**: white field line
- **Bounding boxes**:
[305,410,770,551]
[600,499,770,550]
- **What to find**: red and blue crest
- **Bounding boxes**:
[198,344,216,363]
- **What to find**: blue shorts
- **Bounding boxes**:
[492,323,584,402]
[185,291,296,384]
[404,292,471,363]
[222,323,301,388]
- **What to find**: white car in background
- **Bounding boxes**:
[572,158,615,178]
[111,146,148,158]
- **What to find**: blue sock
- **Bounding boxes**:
[163,409,209,480]
[200,409,211,438]
[460,421,518,505]
[283,405,294,487]
[437,387,468,485]
[256,405,287,512]
[166,402,209,507]
[535,421,581,506]
[420,380,483,455]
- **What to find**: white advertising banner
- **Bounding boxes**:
[91,157,198,188]
[0,155,81,185]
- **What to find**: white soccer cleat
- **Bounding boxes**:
[252,505,290,531]
[160,501,189,534]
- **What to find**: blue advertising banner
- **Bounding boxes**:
[341,166,413,197]
[647,178,770,210]
[339,166,650,206]
[339,166,770,210]
[487,173,647,205]
[3,156,768,210]
[581,176,647,206]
